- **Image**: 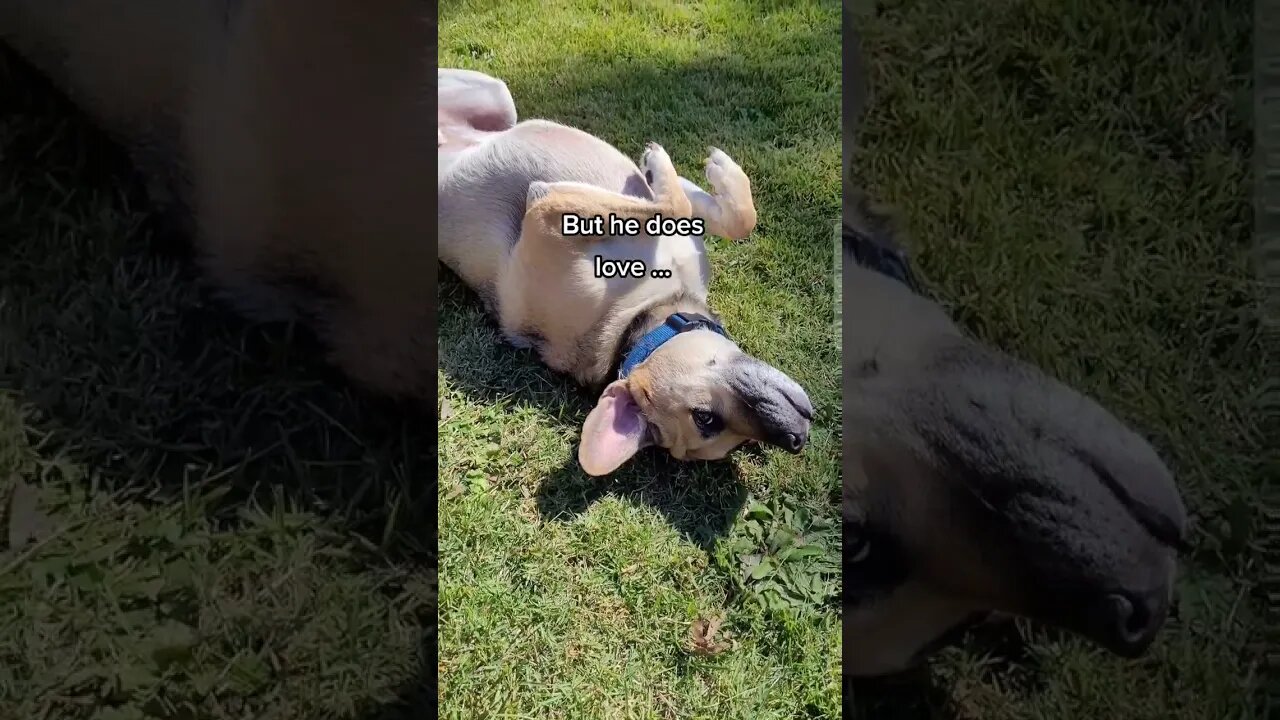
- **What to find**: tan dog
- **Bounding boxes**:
[438,69,814,475]
[0,0,436,396]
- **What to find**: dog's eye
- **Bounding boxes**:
[691,409,723,434]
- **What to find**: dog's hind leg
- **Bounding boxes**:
[677,148,757,241]
[521,143,693,238]
[438,68,517,132]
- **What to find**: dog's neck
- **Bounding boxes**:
[601,291,717,384]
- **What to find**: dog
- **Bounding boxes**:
[0,0,437,397]
[842,8,1188,676]
[438,68,815,476]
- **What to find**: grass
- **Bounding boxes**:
[848,0,1267,718]
[437,1,842,718]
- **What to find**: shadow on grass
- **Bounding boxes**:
[844,672,955,720]
[839,616,1052,719]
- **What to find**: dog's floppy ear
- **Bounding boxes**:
[579,379,652,476]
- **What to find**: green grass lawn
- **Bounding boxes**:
[849,0,1266,718]
[437,1,843,718]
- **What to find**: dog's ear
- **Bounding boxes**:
[579,379,652,476]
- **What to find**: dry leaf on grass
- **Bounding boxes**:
[685,614,732,657]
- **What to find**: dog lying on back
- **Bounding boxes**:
[1,0,437,396]
[439,69,814,475]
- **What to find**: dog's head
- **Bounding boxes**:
[841,224,1188,677]
[577,328,814,475]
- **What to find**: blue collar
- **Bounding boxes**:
[618,312,729,378]
[844,224,922,294]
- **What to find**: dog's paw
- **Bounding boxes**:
[704,147,750,199]
[640,142,677,196]
[703,148,756,240]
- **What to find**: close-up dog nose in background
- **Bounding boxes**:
[842,0,1264,717]
[909,337,1189,659]
[1089,586,1173,657]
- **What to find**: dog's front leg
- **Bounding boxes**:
[678,148,757,241]
[521,142,692,240]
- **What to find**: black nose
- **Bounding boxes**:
[784,431,807,453]
[1097,589,1170,656]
